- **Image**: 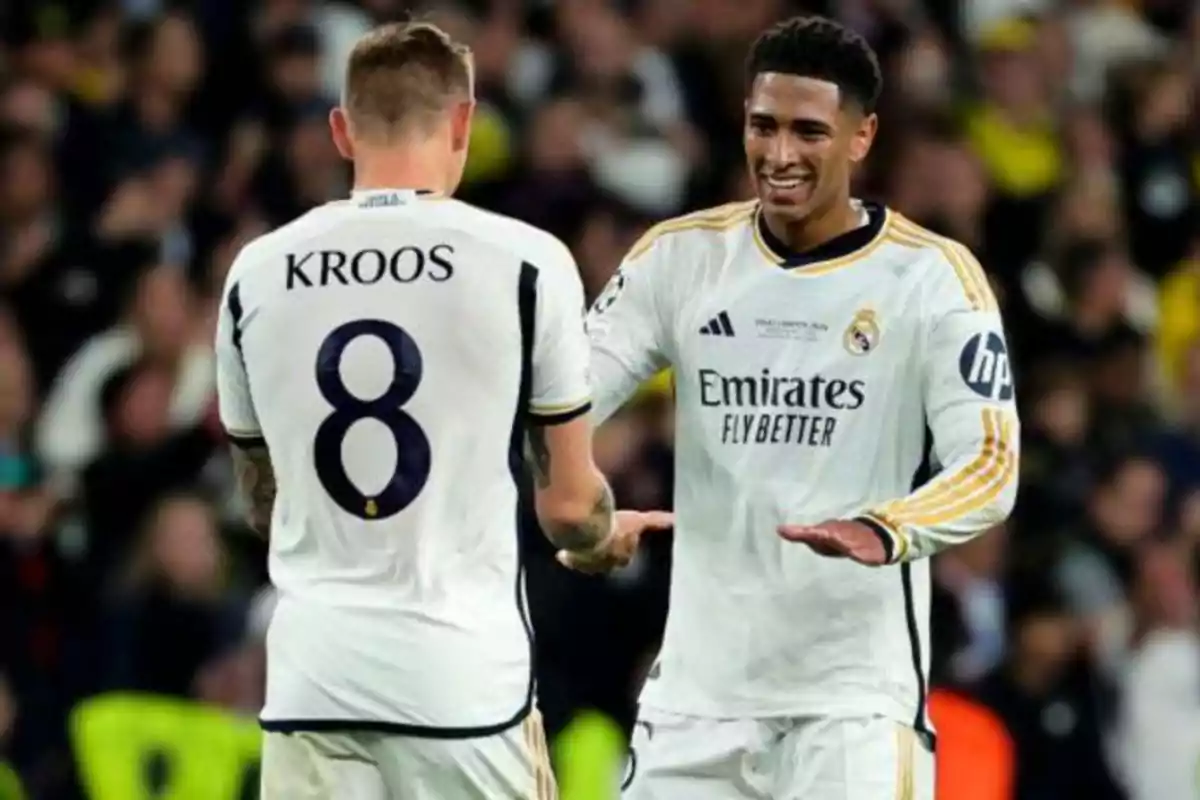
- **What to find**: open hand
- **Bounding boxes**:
[777,519,889,566]
[557,510,674,574]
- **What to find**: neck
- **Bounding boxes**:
[763,195,861,253]
[352,139,452,196]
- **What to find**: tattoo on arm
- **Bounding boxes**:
[526,426,551,488]
[548,483,615,553]
[231,443,276,537]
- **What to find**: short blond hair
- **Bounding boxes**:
[343,21,473,140]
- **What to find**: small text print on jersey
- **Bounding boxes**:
[959,331,1014,401]
[753,317,828,341]
[357,191,409,207]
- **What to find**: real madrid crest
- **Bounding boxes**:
[843,308,880,356]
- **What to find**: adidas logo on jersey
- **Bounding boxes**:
[700,311,735,337]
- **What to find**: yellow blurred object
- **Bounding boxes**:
[73,68,121,106]
[930,689,1014,800]
[1157,258,1200,396]
[633,369,673,403]
[70,693,261,800]
[966,104,1063,198]
[0,763,26,800]
[463,102,514,185]
[553,710,625,800]
[977,17,1037,52]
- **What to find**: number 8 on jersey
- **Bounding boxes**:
[314,319,431,520]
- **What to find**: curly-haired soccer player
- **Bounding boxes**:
[581,15,1019,799]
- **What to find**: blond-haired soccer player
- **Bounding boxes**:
[581,15,1020,800]
[214,22,669,799]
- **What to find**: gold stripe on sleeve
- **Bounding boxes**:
[880,408,1016,527]
[625,201,757,262]
[887,217,998,312]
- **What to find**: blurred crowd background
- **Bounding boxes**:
[0,0,1196,798]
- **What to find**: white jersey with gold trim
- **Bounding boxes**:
[215,189,591,734]
[586,199,1019,727]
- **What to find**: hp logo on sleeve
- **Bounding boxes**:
[959,332,1013,401]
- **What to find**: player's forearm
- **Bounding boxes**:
[858,414,1020,563]
[538,482,616,552]
[526,426,615,551]
[855,499,1014,564]
[230,442,277,537]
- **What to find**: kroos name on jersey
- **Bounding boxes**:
[286,245,455,289]
[698,368,866,447]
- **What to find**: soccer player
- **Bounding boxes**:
[214,22,668,799]
[582,16,1020,800]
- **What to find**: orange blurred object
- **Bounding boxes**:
[929,688,1015,800]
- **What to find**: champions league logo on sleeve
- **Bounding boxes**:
[591,269,627,315]
[959,331,1013,401]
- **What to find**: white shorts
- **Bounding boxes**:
[260,713,556,800]
[623,710,933,800]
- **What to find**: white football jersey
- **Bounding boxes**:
[587,199,1019,734]
[215,188,591,735]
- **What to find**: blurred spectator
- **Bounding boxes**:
[0,671,26,799]
[1156,341,1200,499]
[251,102,346,226]
[1063,0,1167,104]
[935,526,1010,684]
[967,17,1062,272]
[499,95,603,240]
[975,584,1125,800]
[1117,60,1197,278]
[1155,241,1200,403]
[36,263,215,495]
[1113,542,1200,800]
[0,78,59,140]
[80,358,220,575]
[1056,455,1165,676]
[1018,362,1093,518]
[257,23,331,136]
[1035,239,1139,363]
[101,493,247,699]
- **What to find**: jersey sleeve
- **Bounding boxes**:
[585,233,672,423]
[214,276,262,443]
[857,249,1020,563]
[528,247,593,424]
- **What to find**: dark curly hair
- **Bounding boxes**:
[745,16,883,114]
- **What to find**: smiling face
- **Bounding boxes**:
[743,72,877,222]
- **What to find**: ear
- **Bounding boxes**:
[449,99,475,154]
[848,112,878,164]
[329,107,354,160]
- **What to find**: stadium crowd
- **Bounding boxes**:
[0,0,1196,797]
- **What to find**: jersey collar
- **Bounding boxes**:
[755,200,888,270]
